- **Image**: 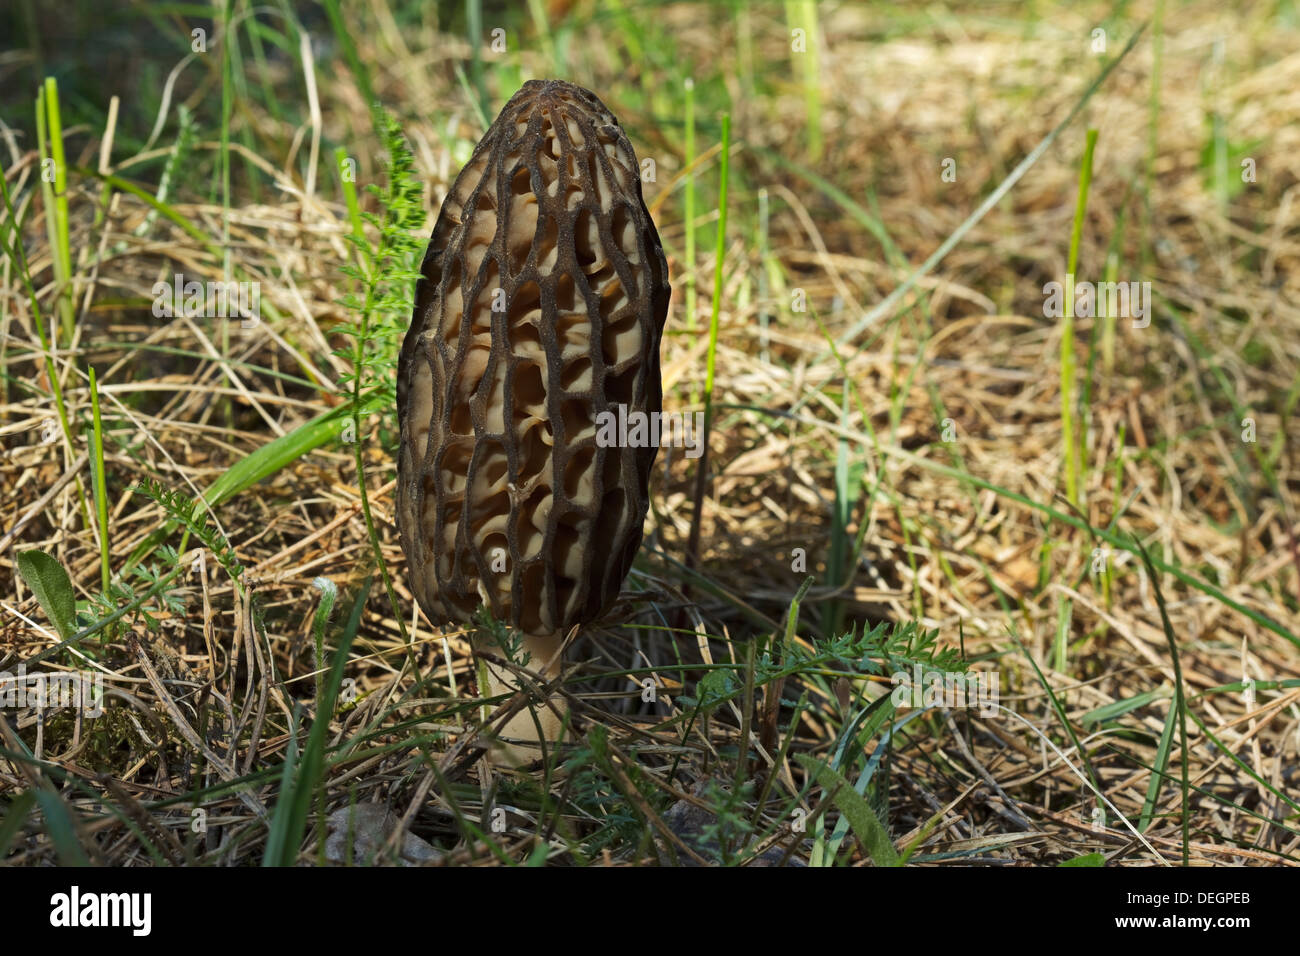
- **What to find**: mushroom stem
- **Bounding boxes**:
[476,630,567,768]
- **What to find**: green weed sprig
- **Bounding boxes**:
[132,476,244,586]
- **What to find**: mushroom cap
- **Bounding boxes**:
[397,79,670,637]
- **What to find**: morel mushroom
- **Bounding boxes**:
[396,79,670,762]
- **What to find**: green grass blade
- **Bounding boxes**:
[1139,697,1178,832]
[88,366,111,595]
[1061,128,1098,508]
[1136,540,1189,866]
[263,586,359,866]
[125,396,382,571]
[797,754,900,866]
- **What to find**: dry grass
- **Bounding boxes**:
[1,1,1297,866]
